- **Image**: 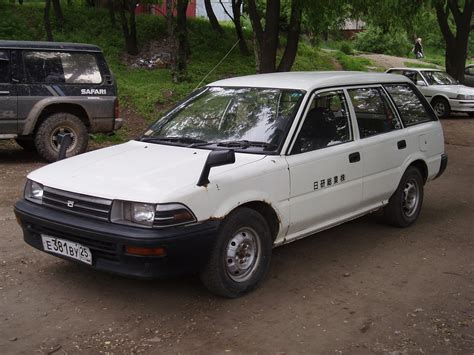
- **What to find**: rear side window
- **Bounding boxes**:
[384,84,434,126]
[0,50,10,83]
[348,87,401,138]
[23,51,102,84]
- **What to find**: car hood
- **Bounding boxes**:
[28,141,266,203]
[425,84,474,95]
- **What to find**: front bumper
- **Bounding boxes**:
[14,199,220,279]
[449,99,474,113]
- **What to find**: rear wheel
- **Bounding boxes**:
[200,208,272,298]
[468,112,474,117]
[15,137,36,152]
[431,97,450,119]
[383,166,424,228]
[34,113,88,162]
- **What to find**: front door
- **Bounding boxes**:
[285,89,363,239]
[0,50,17,134]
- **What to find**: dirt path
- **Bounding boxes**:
[357,53,440,71]
[0,117,473,354]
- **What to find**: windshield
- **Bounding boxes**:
[422,71,457,85]
[142,86,304,153]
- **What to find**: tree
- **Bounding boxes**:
[219,0,249,55]
[52,0,64,29]
[119,0,139,55]
[44,0,54,41]
[172,0,189,82]
[205,0,224,34]
[434,0,473,81]
[108,0,116,26]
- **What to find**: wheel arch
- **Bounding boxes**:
[408,159,428,184]
[430,94,450,106]
[22,100,91,135]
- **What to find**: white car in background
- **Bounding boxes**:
[386,68,474,118]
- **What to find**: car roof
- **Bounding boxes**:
[0,40,102,52]
[387,67,443,72]
[208,71,412,91]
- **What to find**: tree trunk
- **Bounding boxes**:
[259,0,280,73]
[166,0,174,37]
[173,0,189,83]
[232,0,249,56]
[52,0,64,29]
[108,0,116,26]
[119,0,138,55]
[44,0,54,41]
[277,0,302,72]
[205,0,224,34]
[435,0,474,82]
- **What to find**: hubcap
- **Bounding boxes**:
[225,227,261,282]
[50,127,77,153]
[402,178,419,218]
[434,102,446,116]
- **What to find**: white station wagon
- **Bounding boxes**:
[386,67,474,118]
[15,72,447,298]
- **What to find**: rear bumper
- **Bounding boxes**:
[434,153,448,179]
[14,199,220,279]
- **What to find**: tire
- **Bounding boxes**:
[34,113,88,162]
[431,97,451,119]
[15,137,36,152]
[468,112,474,117]
[200,208,273,298]
[383,166,424,228]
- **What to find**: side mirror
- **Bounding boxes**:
[416,80,426,86]
[197,149,235,187]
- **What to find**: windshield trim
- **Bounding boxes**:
[139,86,306,155]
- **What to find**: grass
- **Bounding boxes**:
[331,51,374,71]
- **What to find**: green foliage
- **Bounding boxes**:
[339,41,353,55]
[355,26,412,57]
[333,51,373,71]
[292,42,335,71]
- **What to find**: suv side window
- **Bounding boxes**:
[23,51,102,84]
[348,87,401,138]
[384,84,435,126]
[0,50,10,83]
[292,90,352,154]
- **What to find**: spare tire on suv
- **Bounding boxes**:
[34,113,89,162]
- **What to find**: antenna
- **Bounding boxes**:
[193,39,241,91]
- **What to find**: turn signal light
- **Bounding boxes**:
[125,246,166,257]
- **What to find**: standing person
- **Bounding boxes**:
[414,38,424,59]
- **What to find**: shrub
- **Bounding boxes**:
[339,42,354,55]
[355,26,412,57]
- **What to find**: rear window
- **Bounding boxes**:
[384,84,435,126]
[0,50,10,83]
[23,51,102,84]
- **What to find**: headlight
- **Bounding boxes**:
[457,94,474,100]
[24,180,43,204]
[111,201,196,228]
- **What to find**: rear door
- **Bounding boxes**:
[346,86,409,208]
[0,50,17,134]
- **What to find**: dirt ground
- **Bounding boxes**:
[356,53,439,71]
[0,115,473,354]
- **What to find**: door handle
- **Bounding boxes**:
[397,140,407,149]
[0,91,10,95]
[349,152,360,163]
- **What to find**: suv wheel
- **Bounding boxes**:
[34,113,88,162]
[468,112,474,117]
[15,137,36,152]
[383,166,424,228]
[200,208,272,298]
[431,97,450,119]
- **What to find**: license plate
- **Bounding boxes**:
[41,235,92,265]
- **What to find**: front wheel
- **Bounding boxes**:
[383,167,424,228]
[431,97,451,119]
[200,208,272,298]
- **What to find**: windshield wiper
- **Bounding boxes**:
[216,140,277,150]
[140,136,208,145]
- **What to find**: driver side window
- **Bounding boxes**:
[291,90,352,154]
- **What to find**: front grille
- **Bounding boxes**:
[43,187,112,221]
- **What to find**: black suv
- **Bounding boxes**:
[0,40,122,161]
